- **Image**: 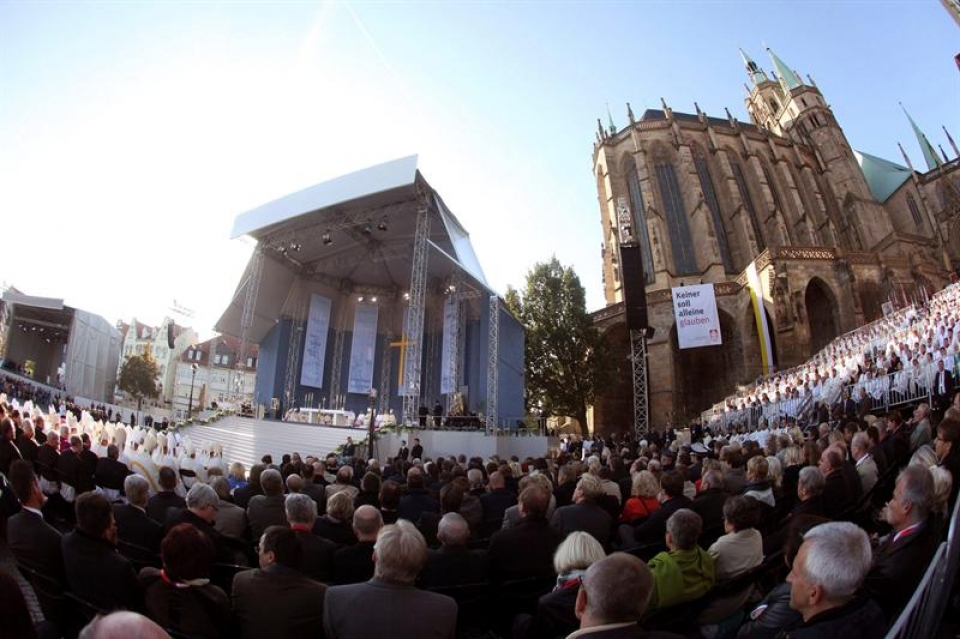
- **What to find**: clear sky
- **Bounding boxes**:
[1,1,956,338]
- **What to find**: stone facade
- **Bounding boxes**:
[591,49,960,433]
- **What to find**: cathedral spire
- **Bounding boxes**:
[627,102,635,124]
[898,142,916,173]
[901,103,941,170]
[944,125,959,158]
[739,48,769,85]
[765,46,803,90]
[606,103,617,134]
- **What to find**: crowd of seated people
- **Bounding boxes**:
[3,348,960,638]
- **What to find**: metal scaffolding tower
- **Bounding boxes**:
[630,329,650,438]
[378,331,393,414]
[486,294,500,432]
[401,204,430,425]
[282,294,307,413]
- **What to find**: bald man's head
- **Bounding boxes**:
[353,504,384,541]
[79,612,170,639]
[576,553,654,628]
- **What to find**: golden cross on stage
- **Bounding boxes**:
[389,334,416,387]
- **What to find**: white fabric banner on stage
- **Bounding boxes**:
[301,294,332,388]
[672,284,722,350]
[347,305,379,393]
[440,297,457,395]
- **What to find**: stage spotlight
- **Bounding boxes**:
[358,296,364,302]
[322,231,333,245]
[363,220,373,235]
[377,217,388,231]
[290,242,302,252]
[371,296,378,303]
[403,292,410,300]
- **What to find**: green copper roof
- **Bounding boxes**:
[901,104,942,171]
[854,150,913,202]
[766,47,803,90]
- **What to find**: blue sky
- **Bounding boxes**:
[1,1,956,337]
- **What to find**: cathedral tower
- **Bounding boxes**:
[742,47,895,250]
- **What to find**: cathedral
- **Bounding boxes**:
[591,47,960,432]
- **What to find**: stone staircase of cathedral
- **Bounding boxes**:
[178,415,356,470]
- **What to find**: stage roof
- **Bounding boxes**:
[217,156,494,342]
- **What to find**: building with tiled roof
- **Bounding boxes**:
[172,335,258,419]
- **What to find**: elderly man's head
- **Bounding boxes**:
[886,464,934,531]
[787,522,872,622]
[186,483,219,523]
[123,474,150,508]
[260,469,283,496]
[437,512,471,547]
[285,493,318,527]
[373,520,428,585]
[353,505,383,542]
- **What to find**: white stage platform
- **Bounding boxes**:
[179,416,554,469]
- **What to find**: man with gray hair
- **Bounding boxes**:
[324,520,457,638]
[286,492,336,582]
[570,553,659,637]
[421,512,489,589]
[112,474,163,554]
[551,473,612,548]
[646,508,714,610]
[787,521,885,635]
[248,468,287,539]
[864,464,938,620]
[210,476,247,541]
[792,466,826,518]
[851,432,878,494]
[166,482,233,562]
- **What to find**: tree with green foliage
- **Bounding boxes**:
[117,351,160,412]
[508,257,614,433]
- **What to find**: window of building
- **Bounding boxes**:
[626,161,656,284]
[730,159,766,251]
[694,153,734,273]
[907,192,925,230]
[246,357,256,368]
[654,162,698,275]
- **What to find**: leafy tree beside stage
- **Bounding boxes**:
[117,350,160,412]
[508,257,614,434]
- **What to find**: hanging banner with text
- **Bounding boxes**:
[672,284,722,350]
[301,294,332,388]
[347,305,379,393]
[440,297,458,395]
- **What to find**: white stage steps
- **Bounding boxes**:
[179,416,355,470]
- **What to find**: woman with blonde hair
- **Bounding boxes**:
[515,531,606,639]
[620,470,661,522]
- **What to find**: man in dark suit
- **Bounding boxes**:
[57,435,90,501]
[819,448,856,519]
[488,484,564,583]
[333,505,381,584]
[479,471,516,524]
[550,474,613,548]
[933,359,955,415]
[7,460,65,595]
[62,491,140,612]
[233,525,326,639]
[398,440,410,461]
[398,468,438,523]
[324,520,457,639]
[113,474,163,555]
[420,512,488,588]
[411,437,424,461]
[166,483,235,563]
[690,469,727,533]
[0,417,23,476]
[247,468,287,539]
[285,493,336,582]
[95,444,130,498]
[146,466,185,523]
[621,470,692,548]
[15,420,38,467]
[865,465,939,621]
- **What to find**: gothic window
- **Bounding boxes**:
[694,152,734,273]
[654,162,698,275]
[626,161,656,284]
[730,159,766,252]
[907,192,924,230]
